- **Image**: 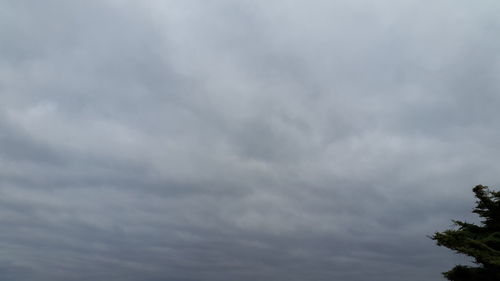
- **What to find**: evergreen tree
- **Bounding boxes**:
[432,185,500,281]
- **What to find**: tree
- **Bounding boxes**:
[432,185,500,281]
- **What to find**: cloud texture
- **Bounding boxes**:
[1,0,500,280]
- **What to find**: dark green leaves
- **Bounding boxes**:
[432,185,500,280]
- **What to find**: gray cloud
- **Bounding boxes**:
[1,0,499,280]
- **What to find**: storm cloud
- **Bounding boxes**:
[1,0,500,280]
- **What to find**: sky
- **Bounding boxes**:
[1,0,500,280]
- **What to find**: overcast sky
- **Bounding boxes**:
[1,0,500,280]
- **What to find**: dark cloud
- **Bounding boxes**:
[0,0,499,280]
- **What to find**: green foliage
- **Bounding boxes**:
[432,185,500,280]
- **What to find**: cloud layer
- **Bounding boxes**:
[1,0,500,280]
